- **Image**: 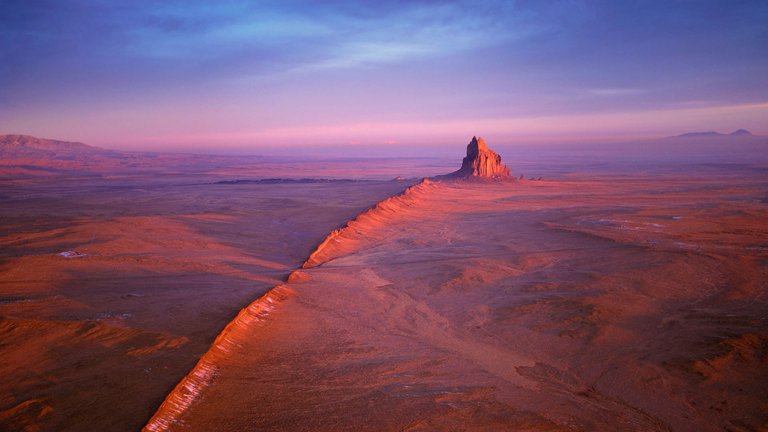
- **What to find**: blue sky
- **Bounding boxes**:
[1,0,766,152]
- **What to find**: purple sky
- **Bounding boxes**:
[1,1,767,153]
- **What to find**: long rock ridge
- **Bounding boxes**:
[302,178,437,268]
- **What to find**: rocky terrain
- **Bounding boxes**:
[2,135,767,431]
[444,136,511,179]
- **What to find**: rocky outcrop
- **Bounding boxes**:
[302,178,436,268]
[143,285,294,432]
[447,136,510,179]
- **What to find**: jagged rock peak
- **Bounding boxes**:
[454,136,511,178]
[468,136,488,154]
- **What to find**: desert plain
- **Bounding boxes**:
[1,134,767,431]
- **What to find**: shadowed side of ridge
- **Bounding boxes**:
[142,286,293,432]
[302,178,438,268]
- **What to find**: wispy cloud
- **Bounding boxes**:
[126,7,334,60]
[301,2,539,70]
[588,88,645,97]
[119,1,547,73]
[3,0,768,147]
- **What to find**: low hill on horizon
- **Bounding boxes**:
[0,134,239,178]
[550,130,768,165]
[1,134,117,160]
[1,134,123,177]
[672,129,754,138]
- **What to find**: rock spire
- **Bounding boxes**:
[451,136,511,178]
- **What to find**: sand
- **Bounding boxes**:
[147,169,768,431]
[2,143,767,431]
[0,170,415,431]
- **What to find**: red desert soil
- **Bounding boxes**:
[3,135,768,431]
[0,170,416,432]
[146,172,768,432]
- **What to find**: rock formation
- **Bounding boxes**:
[674,129,754,138]
[731,129,753,136]
[448,136,511,179]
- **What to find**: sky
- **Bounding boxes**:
[1,0,767,153]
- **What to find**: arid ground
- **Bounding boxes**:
[0,144,446,431]
[2,137,767,431]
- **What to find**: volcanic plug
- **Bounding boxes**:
[449,136,511,178]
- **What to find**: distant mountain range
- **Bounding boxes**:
[0,134,113,157]
[0,134,281,178]
[673,129,753,138]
